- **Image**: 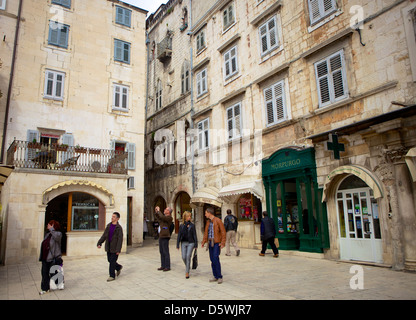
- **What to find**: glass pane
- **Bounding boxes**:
[72,207,99,230]
[371,199,381,239]
[300,181,310,234]
[276,182,284,234]
[284,179,298,233]
[346,199,354,234]
[337,200,346,237]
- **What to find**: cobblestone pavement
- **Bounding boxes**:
[1,238,415,300]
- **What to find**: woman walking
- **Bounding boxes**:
[176,211,198,279]
[39,220,62,295]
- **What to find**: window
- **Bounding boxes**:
[264,80,287,126]
[223,2,235,31]
[110,141,136,170]
[44,70,65,100]
[71,193,101,231]
[226,103,242,140]
[314,50,348,108]
[181,61,190,94]
[155,79,162,110]
[48,21,69,48]
[114,39,131,64]
[128,177,135,189]
[224,45,238,79]
[308,0,338,26]
[196,68,208,97]
[197,118,209,151]
[0,0,6,10]
[113,84,129,111]
[196,29,205,52]
[259,16,278,56]
[116,5,132,27]
[51,0,71,8]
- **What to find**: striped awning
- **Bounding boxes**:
[405,148,416,182]
[0,165,14,192]
[190,186,222,208]
[218,180,264,200]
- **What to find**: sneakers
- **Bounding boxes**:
[209,277,223,284]
[107,277,115,282]
[116,265,123,277]
[259,253,265,256]
[236,249,240,256]
[39,290,49,295]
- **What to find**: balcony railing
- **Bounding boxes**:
[7,140,128,175]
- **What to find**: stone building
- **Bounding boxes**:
[0,0,147,265]
[145,0,416,271]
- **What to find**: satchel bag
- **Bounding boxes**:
[274,237,280,248]
[192,249,198,270]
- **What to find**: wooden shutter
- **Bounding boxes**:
[274,81,285,121]
[264,87,274,125]
[259,24,268,54]
[329,52,345,99]
[316,60,331,106]
[127,143,136,170]
[227,107,234,139]
[26,130,39,162]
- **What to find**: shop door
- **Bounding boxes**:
[336,188,382,263]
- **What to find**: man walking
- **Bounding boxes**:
[155,206,173,271]
[259,211,279,258]
[201,207,226,284]
[224,209,240,256]
[97,212,124,281]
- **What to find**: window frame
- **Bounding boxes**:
[197,118,210,151]
[223,2,236,31]
[181,61,190,94]
[308,0,338,26]
[259,15,279,56]
[155,79,162,111]
[196,29,206,53]
[48,21,70,49]
[263,79,287,127]
[226,102,242,141]
[113,83,130,112]
[114,39,131,64]
[196,68,208,97]
[223,45,239,80]
[314,49,349,108]
[0,0,6,10]
[115,5,132,28]
[44,69,66,101]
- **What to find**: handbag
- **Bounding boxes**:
[192,248,198,270]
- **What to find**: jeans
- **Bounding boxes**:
[107,252,122,278]
[181,241,195,273]
[208,243,222,279]
[159,237,171,269]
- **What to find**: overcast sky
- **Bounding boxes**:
[122,0,167,16]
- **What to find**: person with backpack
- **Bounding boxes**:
[155,206,173,271]
[224,209,240,257]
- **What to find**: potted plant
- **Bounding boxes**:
[55,144,68,152]
[74,145,87,153]
[89,148,101,155]
[28,139,41,149]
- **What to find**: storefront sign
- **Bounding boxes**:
[262,147,316,176]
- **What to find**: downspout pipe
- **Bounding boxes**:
[1,0,23,164]
[189,0,195,194]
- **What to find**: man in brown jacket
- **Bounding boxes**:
[201,207,226,284]
[155,206,173,271]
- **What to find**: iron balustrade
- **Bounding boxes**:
[7,140,128,174]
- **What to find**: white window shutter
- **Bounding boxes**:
[308,0,321,24]
[26,129,40,162]
[316,60,330,106]
[127,142,136,170]
[330,53,345,99]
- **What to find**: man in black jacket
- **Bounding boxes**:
[97,212,124,281]
[224,209,240,256]
[259,211,279,258]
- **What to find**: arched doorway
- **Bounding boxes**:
[174,192,191,233]
[45,192,105,254]
[336,175,383,263]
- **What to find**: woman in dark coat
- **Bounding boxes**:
[176,211,198,279]
[39,220,62,295]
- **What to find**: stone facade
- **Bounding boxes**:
[0,0,147,265]
[145,0,416,270]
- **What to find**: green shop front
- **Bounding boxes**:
[262,147,330,253]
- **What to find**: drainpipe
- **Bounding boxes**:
[1,0,23,164]
[189,0,195,194]
[144,30,150,215]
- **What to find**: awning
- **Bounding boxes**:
[190,186,222,208]
[218,180,264,200]
[0,165,14,192]
[405,148,416,182]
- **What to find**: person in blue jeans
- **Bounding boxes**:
[176,211,198,279]
[201,207,226,284]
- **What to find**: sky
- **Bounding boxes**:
[122,0,167,16]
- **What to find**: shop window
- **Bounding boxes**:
[237,193,262,222]
[71,192,105,231]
